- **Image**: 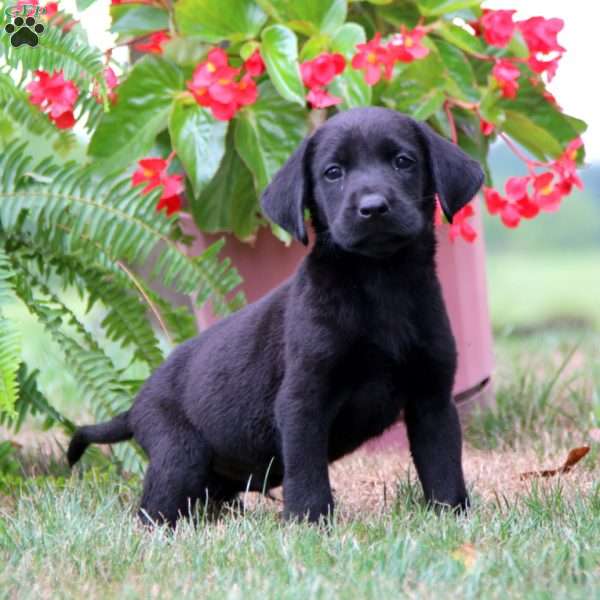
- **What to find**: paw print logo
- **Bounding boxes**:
[4,15,45,48]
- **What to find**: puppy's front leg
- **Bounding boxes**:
[277,374,334,523]
[404,394,469,512]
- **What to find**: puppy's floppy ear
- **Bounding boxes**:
[418,122,484,222]
[260,137,311,245]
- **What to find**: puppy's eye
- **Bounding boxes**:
[324,165,344,181]
[392,154,415,170]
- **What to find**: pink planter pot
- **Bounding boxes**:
[180,204,494,449]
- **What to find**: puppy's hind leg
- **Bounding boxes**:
[138,429,211,527]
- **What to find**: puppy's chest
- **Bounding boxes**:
[350,286,419,360]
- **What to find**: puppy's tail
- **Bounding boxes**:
[67,410,132,467]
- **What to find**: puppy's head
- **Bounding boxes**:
[261,107,484,258]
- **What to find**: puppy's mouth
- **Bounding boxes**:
[339,232,414,258]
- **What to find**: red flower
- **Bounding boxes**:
[351,33,392,85]
[518,17,565,54]
[480,119,495,136]
[236,74,258,107]
[388,26,429,63]
[306,87,342,109]
[484,187,521,228]
[187,49,259,120]
[480,10,516,48]
[134,31,170,54]
[45,1,58,16]
[449,203,477,243]
[552,138,583,194]
[528,55,560,81]
[505,176,529,202]
[131,155,184,216]
[301,53,345,88]
[492,59,520,99]
[532,172,562,212]
[244,49,265,77]
[26,70,78,129]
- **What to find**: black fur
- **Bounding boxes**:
[68,107,484,525]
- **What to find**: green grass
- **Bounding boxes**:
[0,475,599,599]
[1,331,599,600]
[486,250,600,331]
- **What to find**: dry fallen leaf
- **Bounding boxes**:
[520,446,590,480]
[451,543,477,569]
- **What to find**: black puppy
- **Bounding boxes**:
[68,107,484,525]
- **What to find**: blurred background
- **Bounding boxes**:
[483,0,600,334]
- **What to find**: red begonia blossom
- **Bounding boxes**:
[301,53,345,88]
[492,59,520,99]
[484,187,521,228]
[131,154,184,216]
[244,49,265,77]
[480,119,495,136]
[388,26,430,63]
[351,33,392,85]
[434,196,477,243]
[300,52,345,108]
[134,31,171,54]
[480,9,516,47]
[528,54,560,81]
[306,87,342,109]
[532,172,563,212]
[27,70,79,129]
[553,138,583,194]
[45,2,58,16]
[518,17,565,54]
[449,203,477,243]
[187,48,259,120]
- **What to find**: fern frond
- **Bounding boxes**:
[0,144,244,317]
[0,363,75,433]
[0,247,21,417]
[11,260,144,473]
[0,318,20,417]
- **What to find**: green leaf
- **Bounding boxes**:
[381,43,446,120]
[175,0,267,43]
[192,131,260,239]
[89,56,183,171]
[0,318,21,418]
[499,78,586,159]
[377,2,421,28]
[234,82,309,193]
[261,25,306,106]
[433,39,480,103]
[417,0,480,16]
[436,23,486,57]
[257,0,347,36]
[328,22,371,108]
[110,4,170,36]
[502,111,564,161]
[169,100,228,197]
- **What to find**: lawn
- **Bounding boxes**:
[1,324,599,599]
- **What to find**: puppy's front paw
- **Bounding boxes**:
[431,493,470,514]
[283,495,334,524]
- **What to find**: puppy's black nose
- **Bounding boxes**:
[358,194,390,219]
